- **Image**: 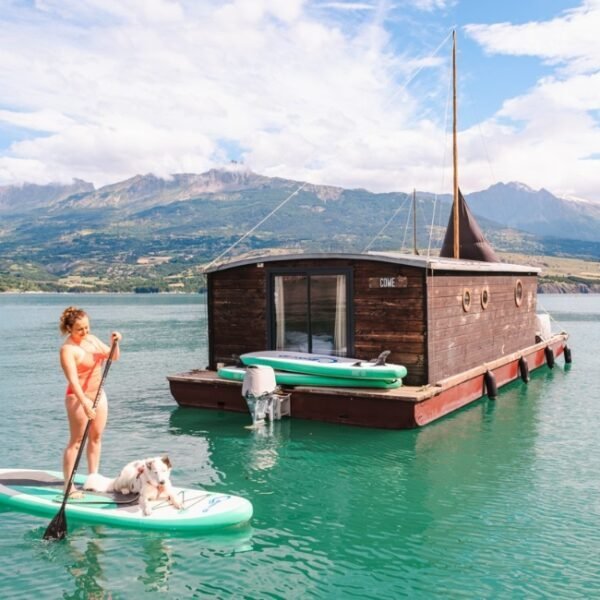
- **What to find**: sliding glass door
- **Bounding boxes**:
[270,269,351,356]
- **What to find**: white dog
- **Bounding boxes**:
[84,456,183,516]
[83,472,115,493]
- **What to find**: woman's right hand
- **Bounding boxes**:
[82,399,96,420]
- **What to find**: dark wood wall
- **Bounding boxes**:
[208,258,539,388]
[426,273,538,383]
[351,261,426,386]
[208,263,268,369]
[208,258,427,385]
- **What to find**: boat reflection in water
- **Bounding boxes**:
[33,518,253,598]
[169,406,290,474]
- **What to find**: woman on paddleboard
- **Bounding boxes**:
[59,307,121,496]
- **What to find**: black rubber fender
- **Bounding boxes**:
[544,346,555,369]
[484,370,498,399]
[518,356,530,383]
[564,345,572,364]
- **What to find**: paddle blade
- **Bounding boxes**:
[43,507,67,541]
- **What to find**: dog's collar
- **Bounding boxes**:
[145,479,165,494]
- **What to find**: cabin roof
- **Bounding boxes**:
[205,251,541,275]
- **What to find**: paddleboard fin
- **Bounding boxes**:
[372,350,391,366]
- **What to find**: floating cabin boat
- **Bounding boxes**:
[167,245,569,429]
[167,32,570,429]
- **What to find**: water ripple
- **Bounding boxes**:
[1,294,600,598]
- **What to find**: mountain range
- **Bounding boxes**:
[1,167,599,292]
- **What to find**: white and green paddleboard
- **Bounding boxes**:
[218,366,402,389]
[0,469,252,532]
[240,350,407,381]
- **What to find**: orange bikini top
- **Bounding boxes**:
[66,337,105,395]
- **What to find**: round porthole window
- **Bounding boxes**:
[481,287,490,309]
[462,288,472,312]
[515,279,523,307]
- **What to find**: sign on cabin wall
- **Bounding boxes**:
[368,276,408,289]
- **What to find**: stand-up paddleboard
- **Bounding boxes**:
[218,366,402,389]
[0,469,252,532]
[240,351,407,381]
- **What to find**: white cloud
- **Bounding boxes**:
[0,109,76,133]
[34,0,185,24]
[320,2,375,10]
[0,0,438,189]
[462,0,600,199]
[409,0,454,12]
[0,0,598,202]
[465,0,600,75]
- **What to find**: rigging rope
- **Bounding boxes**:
[385,28,455,108]
[203,28,456,266]
[400,196,412,253]
[427,46,454,257]
[477,121,497,183]
[362,194,409,253]
[203,181,308,272]
[363,28,455,254]
[536,299,568,334]
[200,181,308,363]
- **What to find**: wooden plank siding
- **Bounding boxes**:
[207,258,428,385]
[426,273,538,383]
[207,258,538,389]
[351,261,426,386]
[208,264,268,368]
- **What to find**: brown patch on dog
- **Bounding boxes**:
[161,456,172,468]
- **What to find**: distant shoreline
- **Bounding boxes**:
[1,288,597,295]
[0,290,205,295]
[538,282,600,294]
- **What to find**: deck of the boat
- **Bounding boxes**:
[167,333,568,429]
[168,369,435,402]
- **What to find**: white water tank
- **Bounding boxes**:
[242,365,277,398]
[535,313,552,340]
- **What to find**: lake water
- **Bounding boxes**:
[0,293,598,599]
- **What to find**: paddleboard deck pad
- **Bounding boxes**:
[218,366,402,389]
[0,469,252,532]
[240,350,407,381]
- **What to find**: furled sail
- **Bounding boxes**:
[440,189,499,262]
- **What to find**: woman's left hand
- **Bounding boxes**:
[111,331,122,343]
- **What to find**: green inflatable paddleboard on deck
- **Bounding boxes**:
[218,366,403,389]
[0,469,252,532]
[240,350,407,381]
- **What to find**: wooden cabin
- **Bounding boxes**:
[168,251,568,428]
[207,252,538,386]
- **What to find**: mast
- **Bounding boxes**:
[452,29,459,259]
[412,188,419,255]
[440,30,500,263]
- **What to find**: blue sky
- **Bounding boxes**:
[0,0,598,200]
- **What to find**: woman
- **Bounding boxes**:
[59,306,121,496]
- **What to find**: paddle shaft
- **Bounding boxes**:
[43,338,118,539]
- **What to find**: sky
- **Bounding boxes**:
[0,0,599,199]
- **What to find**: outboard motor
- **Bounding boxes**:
[242,365,277,425]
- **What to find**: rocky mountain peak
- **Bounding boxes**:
[0,179,94,213]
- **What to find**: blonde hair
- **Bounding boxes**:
[59,306,87,335]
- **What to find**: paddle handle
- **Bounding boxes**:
[60,339,118,505]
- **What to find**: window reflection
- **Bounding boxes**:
[273,273,347,356]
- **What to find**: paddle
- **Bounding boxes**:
[43,338,118,541]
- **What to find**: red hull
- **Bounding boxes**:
[414,338,565,427]
[168,335,568,429]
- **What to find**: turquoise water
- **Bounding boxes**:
[0,293,598,599]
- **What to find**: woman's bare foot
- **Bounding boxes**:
[66,488,85,500]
